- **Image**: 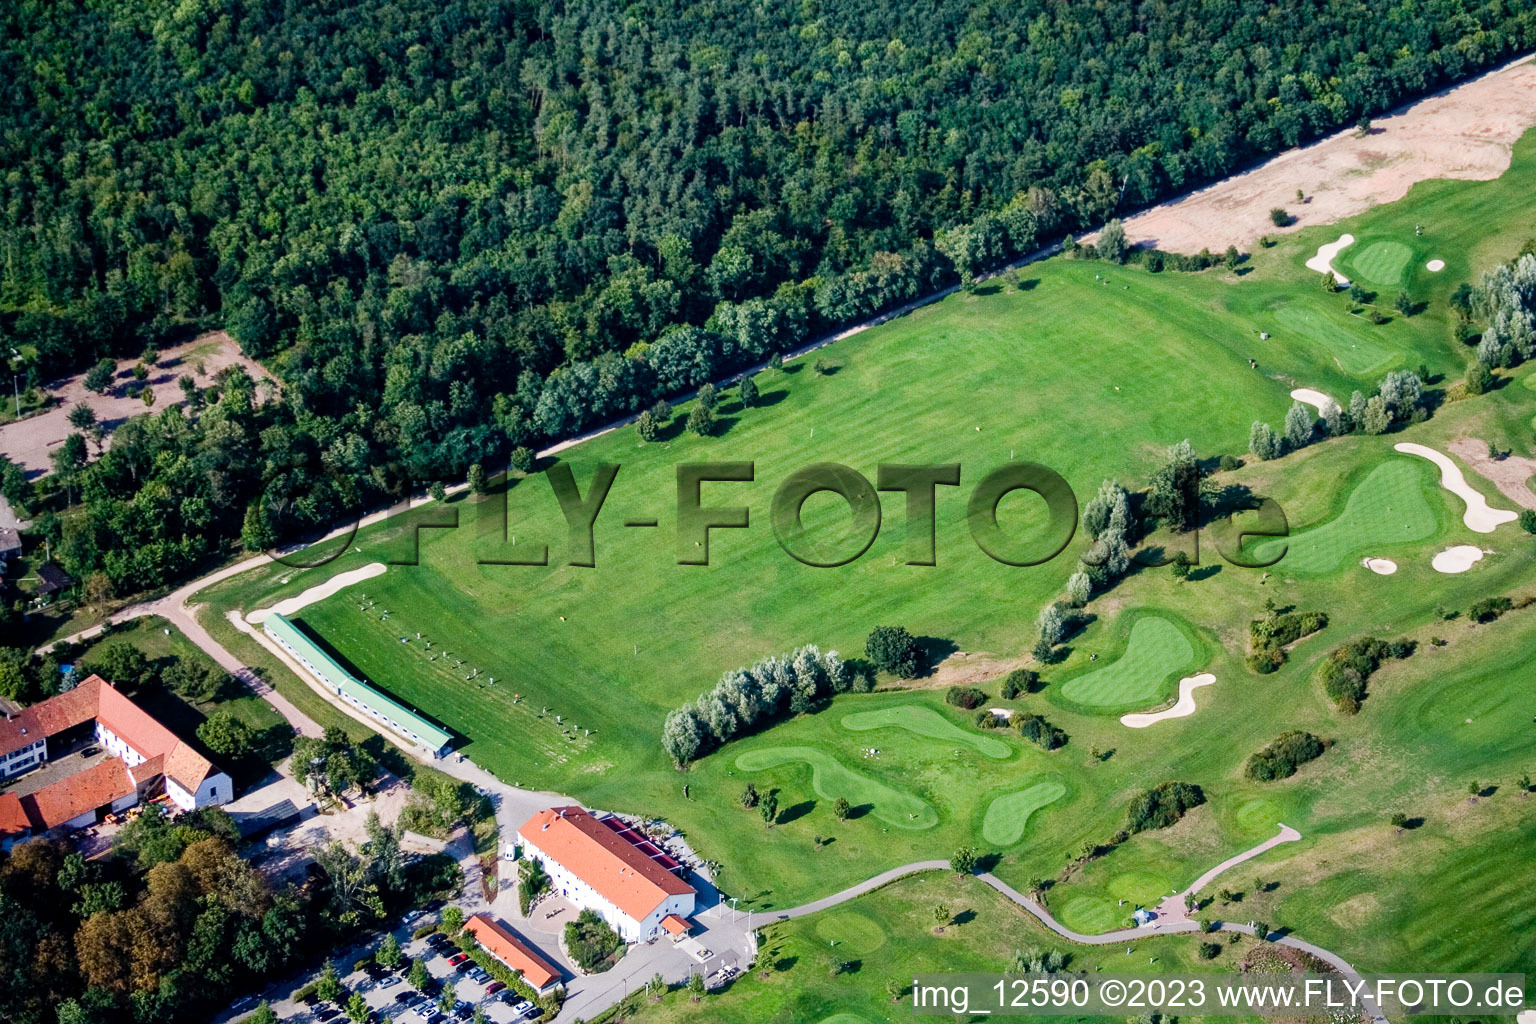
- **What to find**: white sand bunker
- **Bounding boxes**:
[1426,259,1446,272]
[1290,387,1341,417]
[1361,557,1398,575]
[1432,545,1485,573]
[1121,674,1215,728]
[1516,1011,1535,1024]
[1395,442,1519,532]
[247,562,388,623]
[1305,233,1354,284]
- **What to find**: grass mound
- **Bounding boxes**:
[1058,615,1198,709]
[813,912,888,955]
[981,779,1067,845]
[734,746,938,829]
[1249,459,1440,573]
[841,704,1010,759]
[1272,303,1397,374]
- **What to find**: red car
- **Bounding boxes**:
[448,953,469,965]
[485,982,505,995]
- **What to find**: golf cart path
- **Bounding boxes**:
[768,825,1385,1022]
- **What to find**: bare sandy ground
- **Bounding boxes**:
[1395,442,1519,532]
[1120,673,1215,728]
[0,330,272,477]
[246,562,388,624]
[1121,55,1536,252]
[1304,235,1354,284]
[1432,545,1485,573]
[1448,437,1536,511]
[1290,387,1341,416]
[1361,558,1398,575]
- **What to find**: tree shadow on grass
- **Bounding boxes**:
[777,800,815,826]
[916,636,959,676]
[952,910,976,927]
[846,803,875,820]
[1187,564,1222,582]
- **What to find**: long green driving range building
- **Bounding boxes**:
[262,612,453,757]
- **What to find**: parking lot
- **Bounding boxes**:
[263,921,546,1024]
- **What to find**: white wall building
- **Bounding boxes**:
[518,806,696,944]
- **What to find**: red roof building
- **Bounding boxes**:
[517,806,696,943]
[0,676,230,848]
[463,914,563,992]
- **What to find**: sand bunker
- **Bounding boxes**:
[1432,545,1484,573]
[1426,259,1446,272]
[1394,442,1519,532]
[246,562,388,623]
[1305,234,1354,284]
[1361,558,1398,575]
[1290,388,1341,417]
[1120,673,1215,728]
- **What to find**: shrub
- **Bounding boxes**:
[565,909,623,973]
[1199,942,1222,960]
[1126,781,1205,833]
[945,686,987,710]
[1245,731,1327,781]
[1469,596,1513,623]
[1016,712,1068,750]
[1317,636,1410,712]
[1247,610,1328,672]
[975,709,1008,729]
[1218,454,1241,472]
[866,625,922,678]
[1000,669,1038,699]
[1268,207,1290,227]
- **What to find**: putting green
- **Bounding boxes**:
[734,746,938,829]
[981,780,1067,845]
[1058,896,1124,935]
[1058,616,1197,709]
[1249,459,1439,573]
[1273,303,1396,375]
[814,911,888,954]
[1347,239,1414,287]
[841,704,1010,759]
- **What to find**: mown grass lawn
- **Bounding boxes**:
[200,131,1536,975]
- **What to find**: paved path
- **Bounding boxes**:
[760,831,1388,1024]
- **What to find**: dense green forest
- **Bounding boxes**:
[2,0,1534,593]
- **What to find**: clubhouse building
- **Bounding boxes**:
[517,806,696,944]
[262,612,452,757]
[0,675,230,849]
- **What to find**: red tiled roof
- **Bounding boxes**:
[464,914,562,990]
[0,792,28,838]
[660,914,690,936]
[518,807,694,923]
[22,757,135,830]
[0,677,102,758]
[163,743,214,793]
[0,676,220,793]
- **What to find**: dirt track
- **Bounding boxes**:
[1121,54,1536,252]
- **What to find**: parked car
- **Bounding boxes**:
[453,1008,473,1022]
[315,1010,339,1022]
[447,953,468,966]
[426,933,449,947]
[524,1009,544,1021]
[467,968,490,983]
[484,982,505,995]
[394,993,415,1004]
[381,976,401,988]
[416,1006,440,1022]
[503,996,527,1009]
[453,961,474,974]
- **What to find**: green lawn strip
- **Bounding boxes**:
[840,704,1010,759]
[1055,612,1201,711]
